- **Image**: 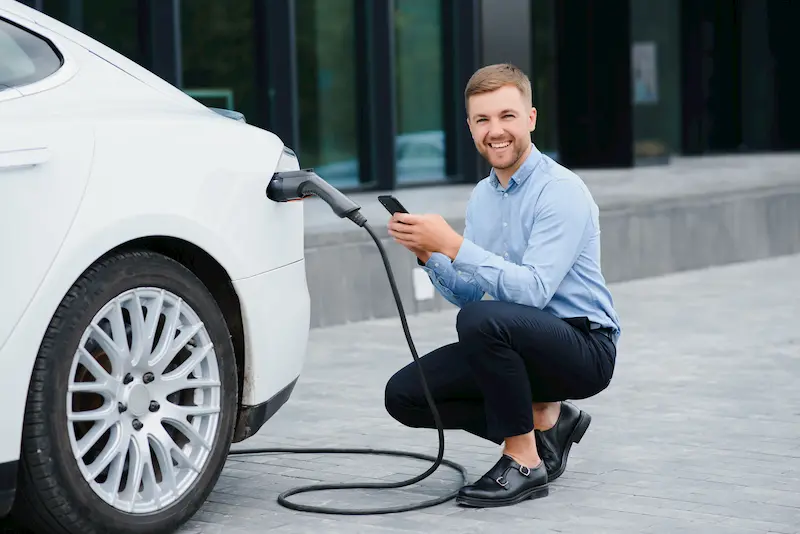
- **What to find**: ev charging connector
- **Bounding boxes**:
[228,168,469,516]
[266,169,367,227]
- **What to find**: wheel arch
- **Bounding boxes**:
[106,235,248,439]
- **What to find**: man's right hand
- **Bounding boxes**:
[388,216,432,264]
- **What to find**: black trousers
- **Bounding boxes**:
[384,300,616,444]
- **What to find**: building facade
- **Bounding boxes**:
[21,0,800,191]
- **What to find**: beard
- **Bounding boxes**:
[478,136,528,170]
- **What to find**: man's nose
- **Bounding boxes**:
[487,119,504,138]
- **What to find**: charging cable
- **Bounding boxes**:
[224,170,468,515]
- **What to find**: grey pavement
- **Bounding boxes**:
[178,252,800,534]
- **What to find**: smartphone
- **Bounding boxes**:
[377,195,409,216]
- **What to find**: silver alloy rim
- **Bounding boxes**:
[66,287,222,514]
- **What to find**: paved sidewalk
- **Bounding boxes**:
[182,254,800,534]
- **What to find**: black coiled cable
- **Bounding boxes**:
[228,221,468,514]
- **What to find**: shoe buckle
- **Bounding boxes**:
[519,465,531,477]
[495,476,509,487]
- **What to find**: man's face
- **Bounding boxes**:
[466,85,536,171]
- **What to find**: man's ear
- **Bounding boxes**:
[529,107,537,132]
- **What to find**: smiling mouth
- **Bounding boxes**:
[488,141,511,149]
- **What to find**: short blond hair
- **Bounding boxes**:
[464,63,533,109]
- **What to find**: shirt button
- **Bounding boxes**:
[434,263,439,268]
[503,222,507,227]
[503,193,508,198]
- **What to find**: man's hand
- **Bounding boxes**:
[387,213,464,261]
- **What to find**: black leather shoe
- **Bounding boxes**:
[456,455,548,508]
[535,401,591,481]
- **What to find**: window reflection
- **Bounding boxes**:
[44,0,143,65]
[180,0,257,124]
[630,0,681,164]
[296,0,360,187]
[394,0,445,184]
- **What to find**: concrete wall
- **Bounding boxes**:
[301,154,800,328]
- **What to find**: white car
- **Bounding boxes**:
[0,2,310,533]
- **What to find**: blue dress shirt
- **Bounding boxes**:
[421,145,621,342]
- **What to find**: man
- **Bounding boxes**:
[384,63,620,508]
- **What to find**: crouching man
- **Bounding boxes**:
[384,63,621,508]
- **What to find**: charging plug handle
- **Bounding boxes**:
[267,169,366,226]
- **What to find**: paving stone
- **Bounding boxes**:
[177,253,800,533]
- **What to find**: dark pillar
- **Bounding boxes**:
[740,0,776,151]
[480,0,530,71]
[355,0,396,189]
[141,0,181,87]
[67,0,83,30]
[554,0,633,169]
[767,0,800,150]
[442,0,482,183]
[680,0,742,155]
[255,0,299,150]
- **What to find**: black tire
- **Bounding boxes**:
[11,251,238,534]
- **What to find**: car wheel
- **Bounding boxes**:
[13,251,237,534]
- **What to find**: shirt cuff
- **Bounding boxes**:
[423,252,452,273]
[452,238,492,276]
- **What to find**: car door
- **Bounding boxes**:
[0,15,95,351]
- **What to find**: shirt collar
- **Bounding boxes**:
[488,144,543,191]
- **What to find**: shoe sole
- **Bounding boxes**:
[455,484,549,508]
[548,410,591,482]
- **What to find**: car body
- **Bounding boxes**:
[0,1,309,532]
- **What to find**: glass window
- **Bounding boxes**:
[42,0,143,65]
[630,0,681,164]
[531,0,559,161]
[394,0,445,184]
[180,0,257,124]
[0,17,62,87]
[295,0,360,188]
[83,0,144,64]
[41,0,72,30]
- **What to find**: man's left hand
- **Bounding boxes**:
[388,213,464,260]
